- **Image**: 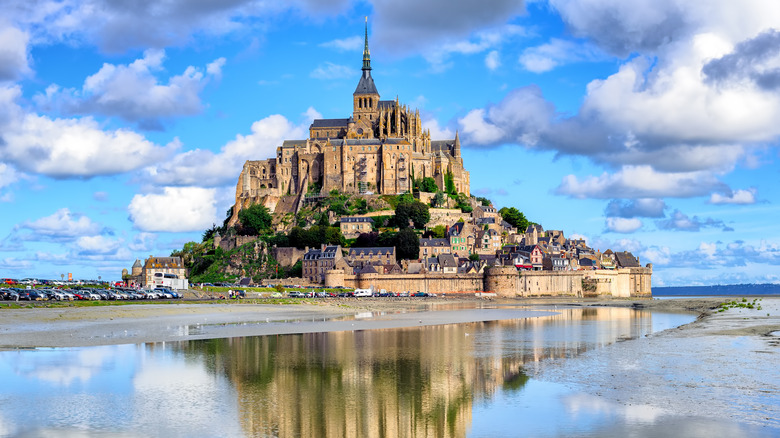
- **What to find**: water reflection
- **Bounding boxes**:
[169,307,664,438]
[0,307,718,438]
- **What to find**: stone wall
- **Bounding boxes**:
[272,247,307,268]
[325,266,653,298]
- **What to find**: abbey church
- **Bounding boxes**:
[230,22,470,222]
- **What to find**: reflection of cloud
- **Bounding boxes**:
[21,345,122,386]
[132,359,242,436]
[563,392,665,423]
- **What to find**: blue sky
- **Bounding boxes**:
[1,0,779,286]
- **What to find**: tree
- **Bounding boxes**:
[469,253,480,262]
[202,223,220,242]
[476,196,491,207]
[419,177,438,193]
[238,204,272,236]
[394,199,430,229]
[499,207,529,231]
[444,169,456,195]
[432,191,446,208]
[395,228,420,260]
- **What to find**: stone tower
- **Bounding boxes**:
[352,18,379,129]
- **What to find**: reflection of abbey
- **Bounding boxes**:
[231,23,469,220]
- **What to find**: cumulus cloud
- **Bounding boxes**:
[128,187,218,232]
[702,29,780,90]
[0,25,31,81]
[422,25,528,70]
[605,198,666,218]
[18,208,105,242]
[555,166,728,199]
[143,112,311,187]
[74,235,122,256]
[36,50,222,130]
[655,209,732,232]
[605,217,642,233]
[310,62,354,80]
[0,84,176,179]
[709,189,757,205]
[519,38,603,73]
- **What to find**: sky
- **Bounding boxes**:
[0,0,779,286]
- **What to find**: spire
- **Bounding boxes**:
[362,16,371,72]
[354,17,378,96]
[454,130,461,158]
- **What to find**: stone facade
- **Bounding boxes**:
[230,23,469,224]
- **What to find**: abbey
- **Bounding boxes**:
[231,23,470,219]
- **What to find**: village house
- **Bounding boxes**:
[340,216,374,238]
[347,247,396,270]
[302,245,343,283]
[420,237,451,258]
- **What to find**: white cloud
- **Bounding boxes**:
[422,25,528,70]
[0,163,20,190]
[143,112,311,187]
[519,38,603,73]
[0,84,176,179]
[75,235,122,255]
[206,57,226,78]
[605,217,642,233]
[423,118,454,140]
[0,25,31,81]
[36,50,222,129]
[310,62,354,80]
[709,189,756,205]
[555,166,727,199]
[128,187,217,232]
[319,35,362,51]
[20,208,102,240]
[485,50,500,70]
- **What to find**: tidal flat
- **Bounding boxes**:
[0,297,777,437]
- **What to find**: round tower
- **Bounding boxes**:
[484,266,518,297]
[325,269,345,288]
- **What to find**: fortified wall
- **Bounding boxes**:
[325,265,653,298]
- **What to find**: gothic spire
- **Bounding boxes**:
[362,16,371,72]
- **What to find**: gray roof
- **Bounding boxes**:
[349,247,395,256]
[378,100,396,109]
[421,238,449,247]
[282,140,307,148]
[354,71,378,95]
[132,259,142,268]
[342,217,374,223]
[438,254,457,268]
[614,251,641,268]
[407,262,424,274]
[311,118,350,128]
[345,139,382,146]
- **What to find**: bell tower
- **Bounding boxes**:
[353,17,380,127]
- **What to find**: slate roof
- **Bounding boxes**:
[311,119,350,128]
[354,71,378,95]
[614,251,641,268]
[282,140,307,147]
[304,245,340,260]
[407,262,424,274]
[420,238,450,247]
[378,100,396,109]
[438,254,457,268]
[342,217,374,223]
[357,263,379,274]
[349,247,395,256]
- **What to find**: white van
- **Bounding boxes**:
[353,288,373,297]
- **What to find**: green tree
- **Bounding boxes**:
[476,196,491,207]
[432,191,446,208]
[429,225,446,238]
[499,207,529,231]
[238,204,272,236]
[469,253,480,262]
[445,170,456,195]
[394,199,430,229]
[395,228,420,260]
[419,177,438,193]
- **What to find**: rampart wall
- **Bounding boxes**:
[325,266,653,298]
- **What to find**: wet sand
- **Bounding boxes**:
[533,297,780,430]
[0,297,769,349]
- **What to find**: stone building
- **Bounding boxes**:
[340,216,374,238]
[302,245,343,284]
[127,256,188,288]
[230,22,470,224]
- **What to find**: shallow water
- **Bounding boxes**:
[0,306,772,437]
